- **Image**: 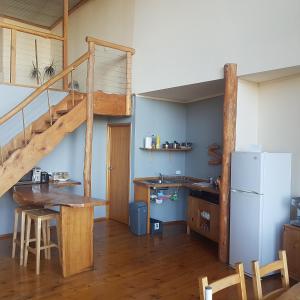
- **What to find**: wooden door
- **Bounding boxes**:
[107,124,130,224]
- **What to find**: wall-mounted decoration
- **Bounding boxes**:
[208,143,222,165]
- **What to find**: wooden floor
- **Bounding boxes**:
[0,220,284,300]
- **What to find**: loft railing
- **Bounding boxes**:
[0,35,135,166]
[86,37,135,115]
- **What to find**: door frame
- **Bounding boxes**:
[106,123,131,222]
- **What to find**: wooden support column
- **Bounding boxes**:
[63,0,69,90]
[125,52,132,116]
[10,29,16,84]
[83,41,95,197]
[219,63,238,263]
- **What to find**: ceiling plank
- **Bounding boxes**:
[0,14,50,30]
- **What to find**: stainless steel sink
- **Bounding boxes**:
[143,179,171,185]
[143,178,190,185]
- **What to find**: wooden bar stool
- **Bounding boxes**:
[11,206,41,266]
[24,209,61,275]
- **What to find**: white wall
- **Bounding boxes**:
[133,0,300,93]
[236,79,259,151]
[63,0,134,62]
[236,74,300,196]
[258,75,300,196]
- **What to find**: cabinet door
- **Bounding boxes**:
[283,225,300,281]
[187,196,219,242]
[187,196,198,230]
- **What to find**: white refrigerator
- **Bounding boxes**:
[229,152,291,275]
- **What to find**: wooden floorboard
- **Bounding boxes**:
[0,220,284,299]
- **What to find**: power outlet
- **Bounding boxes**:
[175,170,181,175]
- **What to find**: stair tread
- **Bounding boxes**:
[8,147,23,155]
[45,118,59,124]
[32,129,45,134]
[55,109,70,115]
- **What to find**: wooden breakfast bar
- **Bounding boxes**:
[13,183,108,277]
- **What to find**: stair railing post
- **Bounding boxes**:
[83,40,95,197]
[46,89,53,126]
[0,145,3,165]
[10,29,17,84]
[71,69,75,107]
[21,109,26,145]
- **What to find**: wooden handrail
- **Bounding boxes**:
[0,21,64,41]
[86,36,135,54]
[0,51,89,126]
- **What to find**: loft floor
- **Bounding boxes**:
[0,221,282,299]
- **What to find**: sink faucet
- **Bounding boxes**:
[159,173,164,183]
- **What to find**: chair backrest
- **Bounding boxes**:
[252,250,289,300]
[199,262,248,300]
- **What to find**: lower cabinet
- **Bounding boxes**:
[283,224,300,281]
[187,196,219,242]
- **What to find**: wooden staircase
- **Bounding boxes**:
[0,36,135,198]
[0,92,87,197]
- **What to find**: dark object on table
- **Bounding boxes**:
[162,142,169,149]
[150,218,163,235]
[40,172,50,183]
[129,201,147,236]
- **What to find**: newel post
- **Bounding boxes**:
[126,51,132,115]
[219,63,238,263]
[63,0,69,90]
[83,41,95,197]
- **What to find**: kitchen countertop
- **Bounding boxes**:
[13,184,108,208]
[133,176,219,195]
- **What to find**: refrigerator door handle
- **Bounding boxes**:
[231,189,263,195]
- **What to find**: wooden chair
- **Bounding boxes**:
[24,209,61,275]
[252,250,289,300]
[199,262,248,300]
[11,206,41,266]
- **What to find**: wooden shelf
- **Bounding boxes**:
[139,147,192,152]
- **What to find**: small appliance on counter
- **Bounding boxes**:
[32,167,42,183]
[52,171,70,182]
[40,171,50,183]
[290,197,300,227]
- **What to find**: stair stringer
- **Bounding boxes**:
[0,98,87,197]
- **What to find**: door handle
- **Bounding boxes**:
[108,166,113,171]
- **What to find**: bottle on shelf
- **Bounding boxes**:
[156,134,161,149]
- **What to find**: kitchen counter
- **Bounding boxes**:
[133,176,219,234]
[133,176,219,195]
[13,183,108,277]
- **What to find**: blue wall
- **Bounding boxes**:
[186,96,223,178]
[133,96,223,222]
[134,97,187,222]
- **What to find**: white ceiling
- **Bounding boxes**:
[240,65,300,83]
[139,79,225,103]
[0,0,83,28]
